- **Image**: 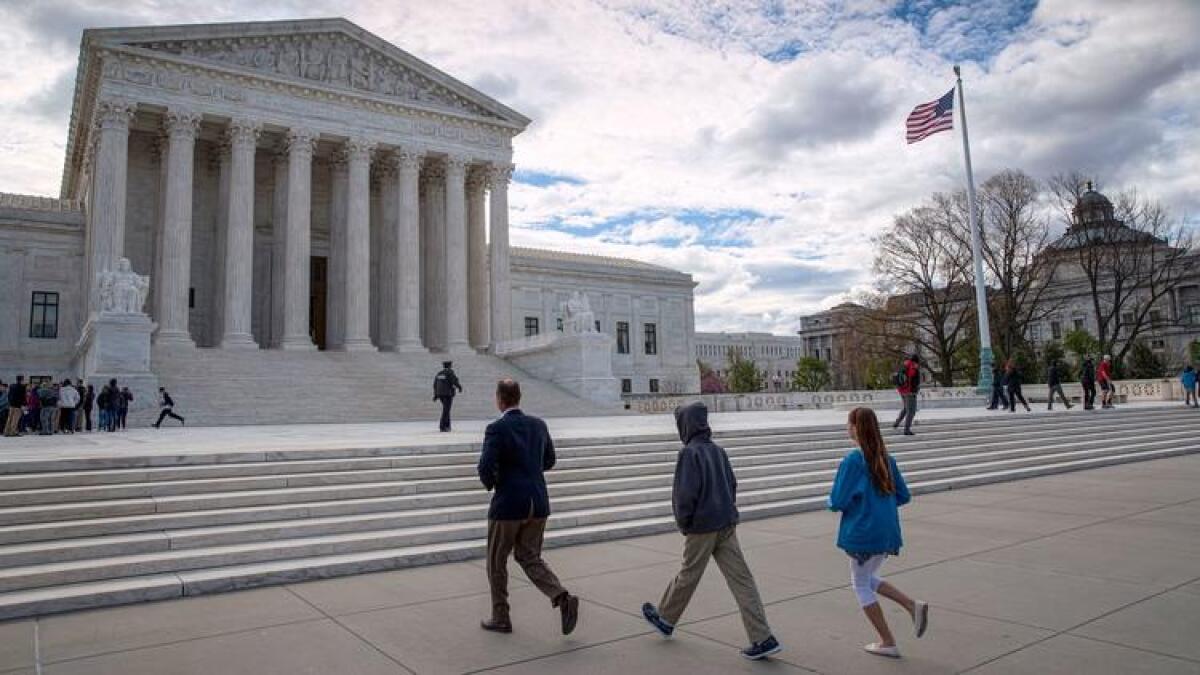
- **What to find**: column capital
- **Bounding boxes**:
[163,108,202,139]
[93,97,137,131]
[344,137,376,162]
[225,118,262,149]
[444,153,469,179]
[376,159,398,180]
[396,148,425,173]
[285,128,318,157]
[329,148,350,172]
[486,163,515,188]
[466,167,488,193]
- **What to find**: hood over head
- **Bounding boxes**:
[674,401,712,444]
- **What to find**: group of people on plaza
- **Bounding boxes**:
[477,378,925,662]
[1,377,184,436]
[988,355,1118,412]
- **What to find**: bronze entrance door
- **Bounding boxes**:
[309,256,327,350]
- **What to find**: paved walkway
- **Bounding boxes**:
[1,453,1197,674]
[0,402,1181,462]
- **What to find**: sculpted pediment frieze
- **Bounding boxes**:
[120,33,506,122]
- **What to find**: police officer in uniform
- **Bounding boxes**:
[434,361,463,432]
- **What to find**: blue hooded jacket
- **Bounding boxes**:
[827,449,910,555]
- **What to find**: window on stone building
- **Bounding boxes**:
[595,319,601,333]
[188,288,195,309]
[1073,318,1085,331]
[1151,339,1166,350]
[644,323,657,355]
[1030,324,1042,341]
[1149,310,1163,326]
[29,291,58,339]
[556,317,563,332]
[616,322,630,354]
[524,316,539,337]
[1121,312,1135,329]
[1190,305,1200,325]
[649,378,659,393]
[621,378,632,394]
[1050,321,1062,340]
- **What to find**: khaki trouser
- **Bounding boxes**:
[659,525,771,643]
[487,517,567,621]
[3,406,20,436]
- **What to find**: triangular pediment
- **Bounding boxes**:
[87,18,529,127]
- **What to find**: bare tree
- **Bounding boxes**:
[871,204,975,385]
[1045,178,1195,364]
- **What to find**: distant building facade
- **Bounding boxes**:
[694,331,805,392]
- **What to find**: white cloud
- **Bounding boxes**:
[0,0,1196,336]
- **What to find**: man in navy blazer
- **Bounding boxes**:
[478,378,579,635]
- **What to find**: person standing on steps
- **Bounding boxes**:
[58,379,79,434]
[986,366,1008,411]
[36,380,57,435]
[1005,361,1031,412]
[3,376,24,437]
[153,387,185,428]
[477,378,580,636]
[641,401,782,661]
[1181,365,1198,408]
[81,383,94,432]
[118,386,133,430]
[1080,356,1097,410]
[1046,360,1073,410]
[829,407,928,659]
[1098,354,1116,409]
[433,361,463,432]
[891,353,921,435]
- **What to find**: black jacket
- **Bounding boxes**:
[671,402,739,535]
[477,409,556,520]
[1046,364,1062,387]
[1081,361,1096,386]
[1005,368,1024,390]
[433,368,462,398]
[7,383,25,408]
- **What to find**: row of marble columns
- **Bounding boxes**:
[83,99,514,354]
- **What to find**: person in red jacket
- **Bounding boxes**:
[1098,355,1115,409]
[891,354,921,435]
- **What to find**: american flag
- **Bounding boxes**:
[906,89,954,144]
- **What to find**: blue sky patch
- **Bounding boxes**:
[513,169,586,187]
[891,0,1038,63]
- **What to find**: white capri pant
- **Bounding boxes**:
[849,554,888,607]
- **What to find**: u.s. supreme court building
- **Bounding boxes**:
[0,18,699,421]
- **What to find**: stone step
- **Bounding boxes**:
[0,441,1192,620]
[0,435,1192,590]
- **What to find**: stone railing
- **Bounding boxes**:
[624,386,980,415]
[0,192,81,212]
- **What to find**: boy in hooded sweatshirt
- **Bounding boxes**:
[641,401,782,661]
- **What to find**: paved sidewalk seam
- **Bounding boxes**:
[281,585,417,674]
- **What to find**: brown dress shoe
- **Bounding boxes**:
[480,618,513,633]
[558,593,579,635]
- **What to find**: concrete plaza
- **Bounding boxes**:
[1,452,1197,674]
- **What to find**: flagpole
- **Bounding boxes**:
[954,64,994,394]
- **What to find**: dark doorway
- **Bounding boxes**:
[310,256,327,350]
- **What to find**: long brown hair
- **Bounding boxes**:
[849,407,895,495]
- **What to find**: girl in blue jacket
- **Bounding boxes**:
[828,407,928,658]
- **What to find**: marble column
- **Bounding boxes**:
[423,165,446,350]
[376,156,399,350]
[85,97,136,314]
[151,133,168,325]
[280,128,316,351]
[444,155,470,353]
[467,168,490,350]
[269,149,288,348]
[155,107,202,347]
[487,164,514,347]
[395,150,425,351]
[340,137,376,351]
[326,150,348,350]
[220,118,262,349]
[211,142,231,345]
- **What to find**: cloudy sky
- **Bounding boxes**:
[0,0,1197,333]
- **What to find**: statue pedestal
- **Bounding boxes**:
[76,312,159,412]
[494,332,620,404]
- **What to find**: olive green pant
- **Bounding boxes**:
[659,525,771,643]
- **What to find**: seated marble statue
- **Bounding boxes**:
[562,291,596,335]
[99,258,150,315]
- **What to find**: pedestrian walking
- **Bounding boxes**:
[891,354,921,436]
[477,378,579,636]
[153,387,185,428]
[1182,365,1198,408]
[81,384,94,431]
[1005,361,1031,412]
[433,361,463,432]
[1046,360,1073,410]
[986,366,1008,410]
[1080,356,1097,410]
[1098,355,1115,409]
[58,379,79,434]
[3,376,24,437]
[641,401,782,661]
[118,387,133,430]
[829,407,928,658]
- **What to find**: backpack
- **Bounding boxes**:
[891,369,908,387]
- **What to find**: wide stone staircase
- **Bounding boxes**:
[144,347,613,426]
[0,406,1196,620]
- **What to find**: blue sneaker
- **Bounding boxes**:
[641,602,674,637]
[741,635,782,660]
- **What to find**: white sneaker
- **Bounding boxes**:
[864,642,900,658]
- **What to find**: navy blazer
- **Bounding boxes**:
[478,409,556,520]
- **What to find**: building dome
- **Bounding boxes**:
[1073,181,1115,226]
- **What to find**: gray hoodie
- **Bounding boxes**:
[672,402,739,535]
